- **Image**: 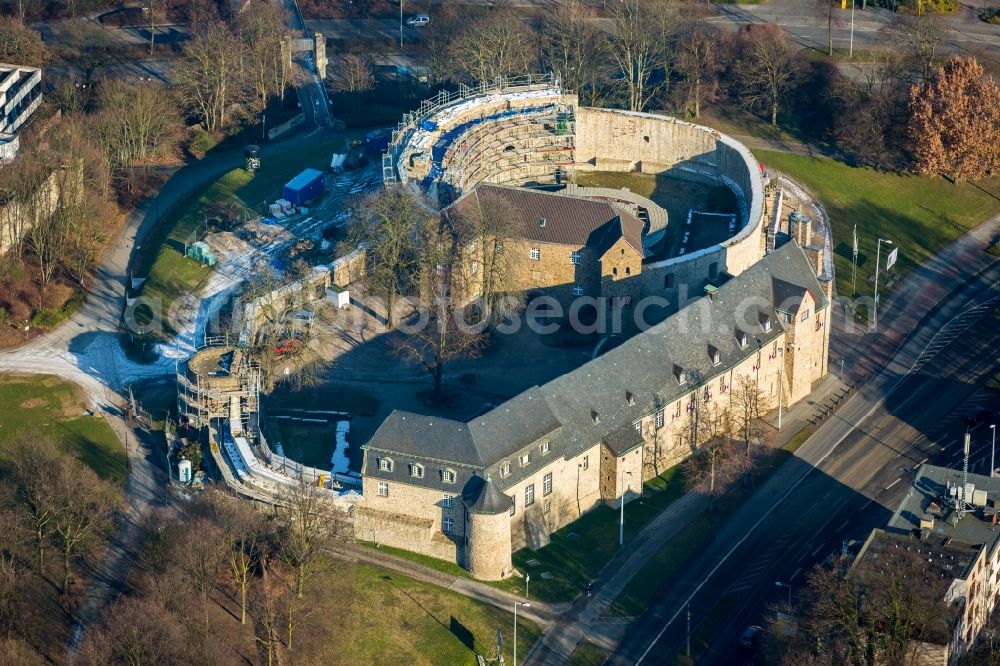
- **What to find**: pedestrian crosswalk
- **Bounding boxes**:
[911,288,1000,373]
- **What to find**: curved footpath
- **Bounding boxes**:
[0,126,335,656]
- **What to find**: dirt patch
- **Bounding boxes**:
[40,376,62,388]
[19,397,46,409]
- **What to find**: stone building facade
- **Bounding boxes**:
[442,183,646,310]
[357,240,832,579]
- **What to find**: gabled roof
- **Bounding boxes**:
[362,241,828,492]
[444,183,645,254]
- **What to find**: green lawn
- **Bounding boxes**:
[513,465,686,603]
[0,374,126,485]
[755,151,1000,302]
[331,562,541,665]
[568,640,609,665]
[137,135,347,338]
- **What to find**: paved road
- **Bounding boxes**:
[608,219,1000,664]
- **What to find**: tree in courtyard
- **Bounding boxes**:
[329,54,375,118]
[450,8,537,84]
[732,23,799,127]
[350,186,431,329]
[908,56,1000,181]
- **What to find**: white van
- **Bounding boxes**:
[405,14,429,27]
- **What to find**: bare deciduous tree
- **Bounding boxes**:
[733,23,799,127]
[330,54,375,117]
[350,186,431,329]
[96,80,180,189]
[674,22,723,118]
[275,477,345,599]
[450,8,536,84]
[731,374,768,454]
[175,22,249,132]
[540,0,610,105]
[885,14,949,83]
[607,0,681,112]
[237,4,293,113]
[0,17,45,67]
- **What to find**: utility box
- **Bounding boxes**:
[178,458,193,484]
[282,168,325,205]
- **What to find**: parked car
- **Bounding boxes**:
[738,625,763,651]
[405,14,429,27]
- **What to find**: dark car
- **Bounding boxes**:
[966,408,997,428]
[738,625,762,650]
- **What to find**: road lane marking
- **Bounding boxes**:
[917,458,928,466]
[885,478,901,490]
[790,567,801,581]
[811,544,824,557]
[835,519,849,532]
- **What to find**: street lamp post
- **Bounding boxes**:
[513,601,531,666]
[991,424,997,478]
[849,0,856,58]
[619,469,633,546]
[399,0,404,48]
[874,238,893,333]
[775,581,792,607]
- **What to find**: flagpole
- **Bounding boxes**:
[852,224,858,296]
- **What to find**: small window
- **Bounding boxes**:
[626,391,635,406]
[525,484,535,506]
[543,473,553,496]
[471,260,479,275]
[655,409,664,429]
[495,241,504,254]
[442,469,456,484]
[530,248,540,261]
[543,499,551,513]
[442,517,454,533]
[709,345,721,366]
[572,285,583,296]
[612,267,618,277]
[541,441,550,455]
[643,135,650,143]
[581,455,589,470]
[501,462,511,477]
[410,463,424,478]
[378,481,389,497]
[442,494,454,508]
[800,309,810,322]
[737,330,748,348]
[519,452,531,467]
[665,273,675,288]
[625,266,631,276]
[591,410,601,425]
[760,313,772,333]
[570,251,581,265]
[633,419,642,433]
[510,498,516,516]
[379,457,393,472]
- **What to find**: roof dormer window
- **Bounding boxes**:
[626,391,635,406]
[539,217,547,227]
[442,468,456,484]
[673,364,686,385]
[410,463,424,478]
[736,330,749,348]
[708,345,721,366]
[591,409,601,424]
[379,457,393,472]
[759,312,772,333]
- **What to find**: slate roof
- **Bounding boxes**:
[463,475,515,515]
[362,241,828,493]
[444,184,645,256]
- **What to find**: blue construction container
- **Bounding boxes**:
[282,168,325,205]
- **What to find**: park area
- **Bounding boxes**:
[0,373,126,485]
[757,151,1000,302]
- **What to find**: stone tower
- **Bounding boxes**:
[463,475,513,581]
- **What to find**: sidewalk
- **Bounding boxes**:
[327,542,561,628]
